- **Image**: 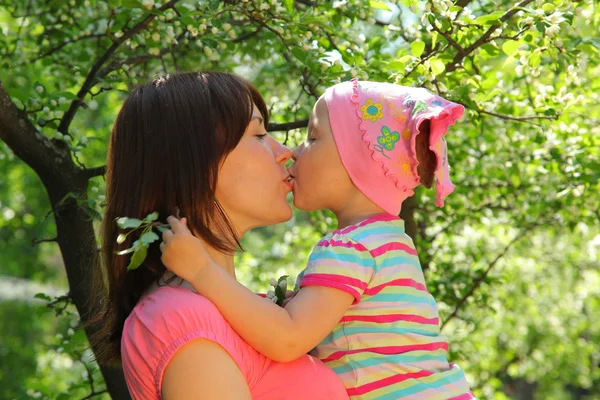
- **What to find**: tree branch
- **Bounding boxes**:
[57,0,180,136]
[441,228,531,330]
[445,0,534,74]
[0,81,75,181]
[83,165,107,179]
[268,119,309,132]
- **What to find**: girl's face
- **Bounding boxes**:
[288,97,355,212]
[216,105,293,235]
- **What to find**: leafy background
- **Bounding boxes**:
[0,0,598,399]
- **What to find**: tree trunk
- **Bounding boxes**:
[0,81,130,399]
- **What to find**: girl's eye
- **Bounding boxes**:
[257,133,268,140]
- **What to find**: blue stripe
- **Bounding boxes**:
[331,353,449,375]
[377,255,422,270]
[309,250,374,268]
[362,293,436,305]
[350,226,406,241]
[328,325,439,342]
[374,368,469,399]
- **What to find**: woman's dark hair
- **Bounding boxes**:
[90,72,269,365]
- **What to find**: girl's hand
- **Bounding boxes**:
[160,216,214,282]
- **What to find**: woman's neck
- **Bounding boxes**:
[206,246,236,278]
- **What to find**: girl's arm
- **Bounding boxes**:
[161,217,354,362]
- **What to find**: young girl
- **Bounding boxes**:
[161,79,475,399]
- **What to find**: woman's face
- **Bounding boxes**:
[215,105,293,235]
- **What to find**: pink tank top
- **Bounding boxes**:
[121,285,349,399]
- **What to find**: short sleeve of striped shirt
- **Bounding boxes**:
[299,235,375,304]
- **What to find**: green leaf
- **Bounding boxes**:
[481,43,500,57]
[541,3,555,15]
[388,60,405,70]
[369,0,391,11]
[481,76,499,90]
[284,0,294,14]
[291,47,307,62]
[544,108,557,116]
[116,217,143,229]
[411,41,425,57]
[397,54,414,63]
[140,231,159,245]
[156,225,169,233]
[430,58,446,75]
[144,211,159,222]
[127,245,148,270]
[122,0,144,9]
[475,10,505,25]
[529,52,541,67]
[34,293,52,301]
[502,40,521,56]
[431,31,438,49]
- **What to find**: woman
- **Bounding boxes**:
[92,72,348,399]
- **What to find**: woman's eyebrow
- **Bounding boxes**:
[251,114,264,125]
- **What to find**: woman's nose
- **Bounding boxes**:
[273,140,292,164]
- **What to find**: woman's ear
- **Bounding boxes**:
[415,120,437,189]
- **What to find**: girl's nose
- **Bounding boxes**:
[291,144,304,161]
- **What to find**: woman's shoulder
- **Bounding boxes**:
[120,286,235,399]
[123,286,224,340]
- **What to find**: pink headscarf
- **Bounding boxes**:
[323,79,464,215]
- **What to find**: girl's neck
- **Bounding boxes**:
[334,197,388,229]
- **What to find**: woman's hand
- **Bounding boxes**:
[160,216,214,282]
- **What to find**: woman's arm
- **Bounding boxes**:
[161,217,355,362]
[162,338,252,400]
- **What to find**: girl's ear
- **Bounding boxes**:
[415,120,437,189]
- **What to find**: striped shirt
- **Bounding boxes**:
[296,214,475,400]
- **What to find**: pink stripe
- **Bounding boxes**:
[317,238,369,252]
[302,273,368,291]
[364,278,428,296]
[339,313,439,325]
[346,370,434,396]
[448,393,476,400]
[322,342,449,363]
[300,277,362,303]
[370,241,418,258]
[335,214,400,235]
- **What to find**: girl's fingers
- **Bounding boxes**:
[162,229,174,242]
[167,215,191,234]
[159,241,166,253]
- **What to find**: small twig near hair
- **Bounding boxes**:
[32,236,58,246]
[48,293,72,316]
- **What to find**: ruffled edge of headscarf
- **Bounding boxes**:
[409,99,464,207]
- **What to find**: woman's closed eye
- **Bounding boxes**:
[256,133,268,140]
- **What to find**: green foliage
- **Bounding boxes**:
[0,0,599,398]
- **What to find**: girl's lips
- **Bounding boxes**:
[283,174,293,191]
